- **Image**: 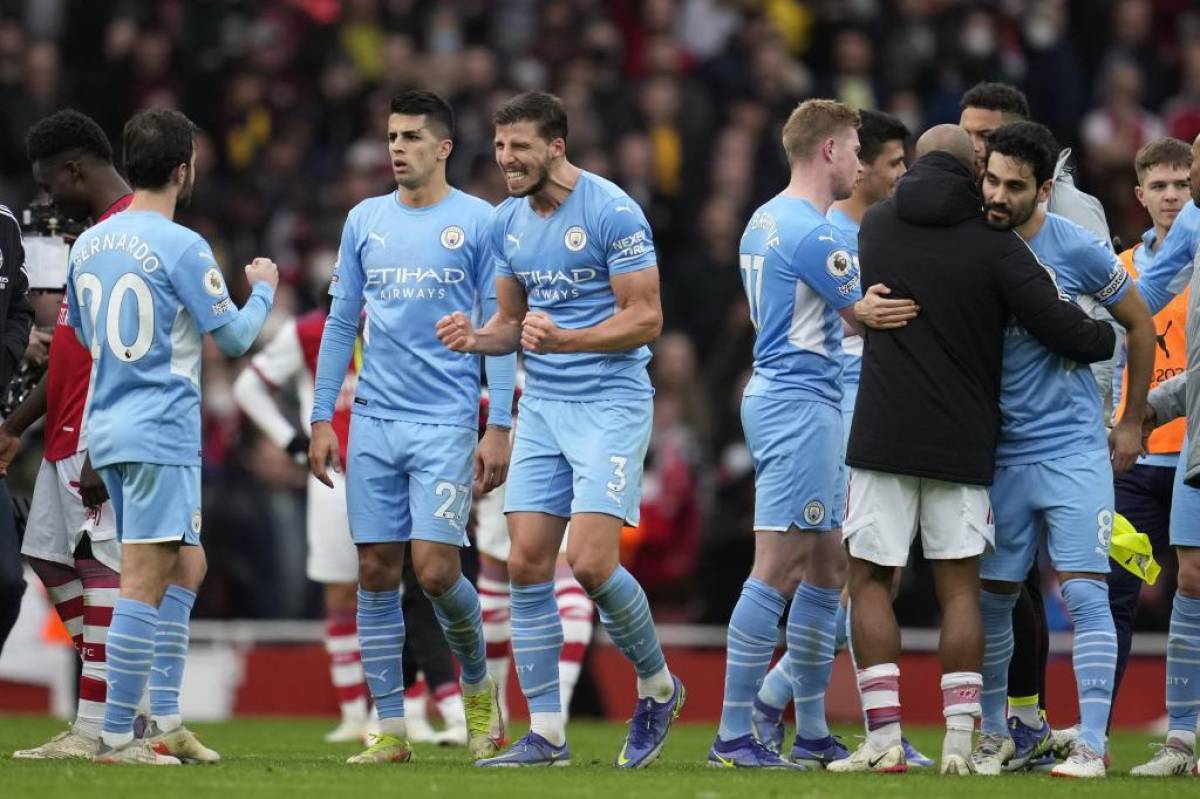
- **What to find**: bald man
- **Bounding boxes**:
[830,124,1118,775]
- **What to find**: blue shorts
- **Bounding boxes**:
[982,448,1113,581]
[98,463,202,545]
[1171,437,1200,547]
[503,396,651,525]
[345,415,475,546]
[742,395,845,532]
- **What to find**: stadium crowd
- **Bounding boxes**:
[0,0,1197,631]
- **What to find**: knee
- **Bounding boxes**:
[415,557,461,598]
[175,548,207,591]
[1178,551,1200,597]
[566,549,618,593]
[508,544,555,586]
[357,548,402,591]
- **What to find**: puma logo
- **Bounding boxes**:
[151,665,172,679]
[365,668,390,683]
[506,233,523,250]
[818,234,836,242]
[1156,320,1172,357]
[367,232,389,248]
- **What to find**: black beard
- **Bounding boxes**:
[510,166,549,198]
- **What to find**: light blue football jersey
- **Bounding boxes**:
[1136,199,1200,315]
[328,188,496,430]
[740,196,861,406]
[826,206,863,388]
[996,213,1131,466]
[492,171,657,400]
[66,210,239,468]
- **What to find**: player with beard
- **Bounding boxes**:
[68,109,278,764]
[971,122,1154,779]
[438,91,683,768]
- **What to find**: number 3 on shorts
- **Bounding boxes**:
[607,456,628,494]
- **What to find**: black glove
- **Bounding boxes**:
[286,433,311,467]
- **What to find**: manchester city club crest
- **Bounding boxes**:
[825,249,853,278]
[564,225,587,252]
[191,508,202,534]
[803,500,826,526]
[440,225,465,250]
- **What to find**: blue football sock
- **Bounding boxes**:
[149,584,195,722]
[980,589,1018,735]
[426,575,487,686]
[787,583,840,740]
[719,578,786,740]
[758,652,792,710]
[833,602,849,653]
[1167,593,1200,736]
[511,581,563,714]
[102,598,159,736]
[1062,579,1117,753]
[587,566,666,680]
[357,588,405,720]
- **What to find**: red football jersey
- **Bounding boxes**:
[44,194,132,462]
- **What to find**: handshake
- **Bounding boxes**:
[435,309,565,354]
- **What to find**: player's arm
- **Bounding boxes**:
[525,266,661,354]
[1136,204,1197,314]
[0,371,46,475]
[851,284,919,331]
[996,245,1116,364]
[232,319,307,462]
[1106,283,1155,473]
[438,276,526,356]
[208,259,278,357]
[474,293,515,494]
[309,296,360,487]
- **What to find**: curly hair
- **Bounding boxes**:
[987,121,1059,186]
[25,109,113,163]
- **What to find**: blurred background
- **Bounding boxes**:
[0,0,1196,637]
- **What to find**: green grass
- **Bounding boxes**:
[0,715,1180,798]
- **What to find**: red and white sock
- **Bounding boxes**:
[434,680,465,729]
[858,662,902,750]
[941,671,981,757]
[555,568,594,717]
[33,560,84,656]
[478,572,511,717]
[325,608,368,722]
[76,558,118,739]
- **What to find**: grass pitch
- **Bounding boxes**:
[0,715,1182,798]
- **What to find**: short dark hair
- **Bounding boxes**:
[857,109,910,165]
[25,109,113,164]
[960,81,1030,121]
[390,90,455,139]
[493,91,568,142]
[1135,137,1193,182]
[122,109,197,190]
[987,121,1059,186]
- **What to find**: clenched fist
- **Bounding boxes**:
[436,311,478,353]
[245,257,279,291]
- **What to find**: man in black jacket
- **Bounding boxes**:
[828,126,1117,775]
[0,205,36,656]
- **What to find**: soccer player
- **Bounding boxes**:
[971,122,1155,779]
[831,125,1116,775]
[67,108,277,764]
[436,90,683,768]
[1107,138,1192,719]
[1129,131,1200,777]
[1,110,129,760]
[308,90,513,765]
[749,108,931,768]
[705,98,867,771]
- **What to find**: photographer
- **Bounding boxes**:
[0,204,35,656]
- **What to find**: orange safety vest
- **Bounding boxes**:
[1117,244,1188,454]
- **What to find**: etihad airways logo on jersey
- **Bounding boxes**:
[512,267,598,300]
[365,266,466,300]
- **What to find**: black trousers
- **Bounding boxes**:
[0,478,26,657]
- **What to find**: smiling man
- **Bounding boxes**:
[436,90,683,769]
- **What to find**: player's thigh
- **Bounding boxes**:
[406,421,476,547]
[20,457,75,567]
[980,464,1038,581]
[111,462,202,545]
[503,396,573,520]
[473,483,511,562]
[1170,439,1200,548]
[1041,449,1114,576]
[560,397,652,526]
[920,478,993,562]
[743,396,844,534]
[843,468,920,567]
[345,414,412,544]
[306,471,358,584]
